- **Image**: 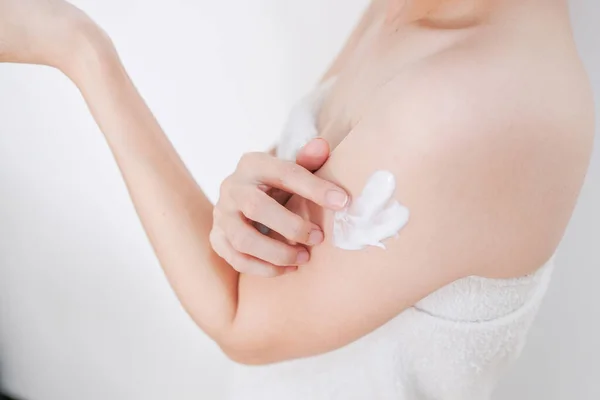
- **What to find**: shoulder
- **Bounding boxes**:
[375,32,593,154]
[330,41,594,278]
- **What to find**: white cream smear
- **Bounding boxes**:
[333,170,410,251]
[276,80,409,251]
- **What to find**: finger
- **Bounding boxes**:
[236,186,324,245]
[238,152,348,210]
[225,212,311,266]
[270,187,293,206]
[295,138,330,172]
[269,138,330,208]
[211,228,295,277]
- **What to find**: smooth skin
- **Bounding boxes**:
[0,0,594,365]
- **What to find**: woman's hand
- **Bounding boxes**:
[0,0,101,70]
[210,138,348,277]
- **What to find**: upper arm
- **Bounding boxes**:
[228,62,588,365]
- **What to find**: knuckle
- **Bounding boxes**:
[230,257,250,274]
[212,206,223,223]
[238,153,251,168]
[231,255,275,277]
[212,209,231,233]
[220,245,249,273]
[209,227,259,275]
[238,152,262,170]
[285,162,301,175]
[209,229,221,251]
[219,176,234,199]
[209,229,230,260]
[241,192,262,220]
[288,216,310,241]
[279,163,301,186]
[274,246,298,266]
[230,229,252,252]
[258,267,280,278]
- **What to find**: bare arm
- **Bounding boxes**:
[70,42,241,338]
[2,0,589,366]
[68,35,579,364]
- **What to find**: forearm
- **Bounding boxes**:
[70,36,239,341]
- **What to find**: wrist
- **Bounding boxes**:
[58,23,120,86]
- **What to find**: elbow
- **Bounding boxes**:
[217,332,284,366]
[219,345,269,366]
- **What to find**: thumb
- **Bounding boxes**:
[295,138,330,172]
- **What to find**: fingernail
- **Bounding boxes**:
[296,250,310,264]
[308,229,324,245]
[326,190,348,209]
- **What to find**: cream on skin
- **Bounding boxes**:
[333,170,410,251]
[277,80,409,251]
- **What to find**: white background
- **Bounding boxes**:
[0,1,598,399]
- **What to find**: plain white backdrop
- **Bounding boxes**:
[0,1,597,399]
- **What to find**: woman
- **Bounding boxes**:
[0,0,594,399]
